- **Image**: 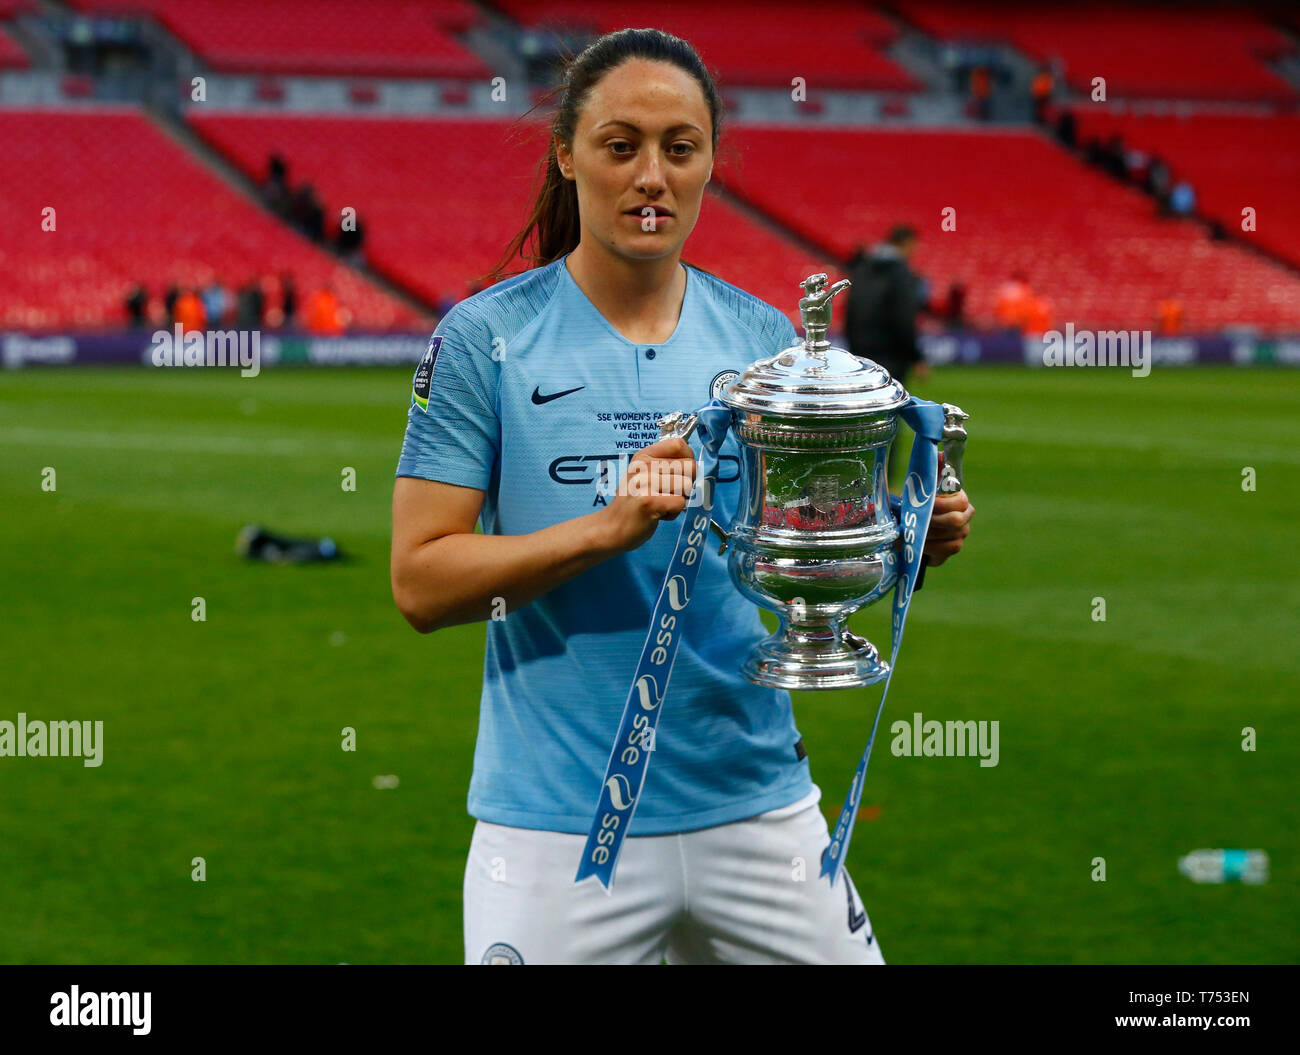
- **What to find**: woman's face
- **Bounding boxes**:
[557,58,714,262]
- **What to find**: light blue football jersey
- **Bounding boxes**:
[396,252,814,834]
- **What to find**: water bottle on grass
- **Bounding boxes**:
[1178,849,1268,884]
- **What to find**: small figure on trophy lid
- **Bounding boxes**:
[798,273,852,353]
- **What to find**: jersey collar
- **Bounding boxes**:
[558,252,693,351]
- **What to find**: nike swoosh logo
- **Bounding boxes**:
[531,385,585,405]
[845,878,867,934]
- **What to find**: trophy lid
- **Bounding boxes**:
[721,274,909,417]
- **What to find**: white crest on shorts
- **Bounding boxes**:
[480,942,523,964]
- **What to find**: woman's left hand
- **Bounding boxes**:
[922,490,974,566]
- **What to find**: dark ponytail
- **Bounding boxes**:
[479,27,723,288]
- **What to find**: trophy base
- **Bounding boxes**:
[741,625,890,691]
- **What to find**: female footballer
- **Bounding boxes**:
[391,27,974,964]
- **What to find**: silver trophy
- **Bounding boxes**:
[659,274,968,691]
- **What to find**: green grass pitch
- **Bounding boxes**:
[0,364,1295,964]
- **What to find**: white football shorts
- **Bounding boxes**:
[464,785,886,964]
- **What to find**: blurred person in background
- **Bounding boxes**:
[1054,108,1076,148]
[267,152,287,188]
[1030,64,1053,124]
[235,276,265,330]
[124,282,147,328]
[263,152,291,219]
[995,271,1033,330]
[173,288,206,333]
[1157,295,1185,335]
[200,281,228,327]
[261,274,285,328]
[1124,146,1149,186]
[163,282,180,326]
[995,271,1051,335]
[846,225,930,480]
[1169,179,1196,217]
[1022,291,1052,336]
[337,209,366,266]
[280,272,298,328]
[914,271,932,313]
[305,284,344,335]
[940,280,967,328]
[1102,133,1127,181]
[846,226,929,383]
[291,184,326,243]
[1147,154,1173,213]
[969,63,991,121]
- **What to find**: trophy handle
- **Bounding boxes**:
[656,410,699,442]
[657,411,731,553]
[938,403,969,494]
[709,518,731,555]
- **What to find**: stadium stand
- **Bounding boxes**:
[719,125,1300,332]
[5,3,1298,336]
[0,25,29,69]
[1071,110,1300,273]
[186,112,835,312]
[65,0,489,78]
[188,114,556,308]
[0,108,429,329]
[897,1,1296,102]
[493,0,921,91]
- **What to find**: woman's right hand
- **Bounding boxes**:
[598,435,697,553]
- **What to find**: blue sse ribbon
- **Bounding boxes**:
[576,396,946,891]
[575,400,733,890]
[820,397,944,883]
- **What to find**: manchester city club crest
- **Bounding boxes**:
[481,942,524,964]
[710,368,739,400]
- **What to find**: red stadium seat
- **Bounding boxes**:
[1072,110,1300,273]
[0,24,29,68]
[60,74,95,98]
[254,78,284,103]
[0,109,430,330]
[493,0,920,92]
[717,125,1300,333]
[65,0,488,78]
[897,1,1295,102]
[186,112,836,322]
